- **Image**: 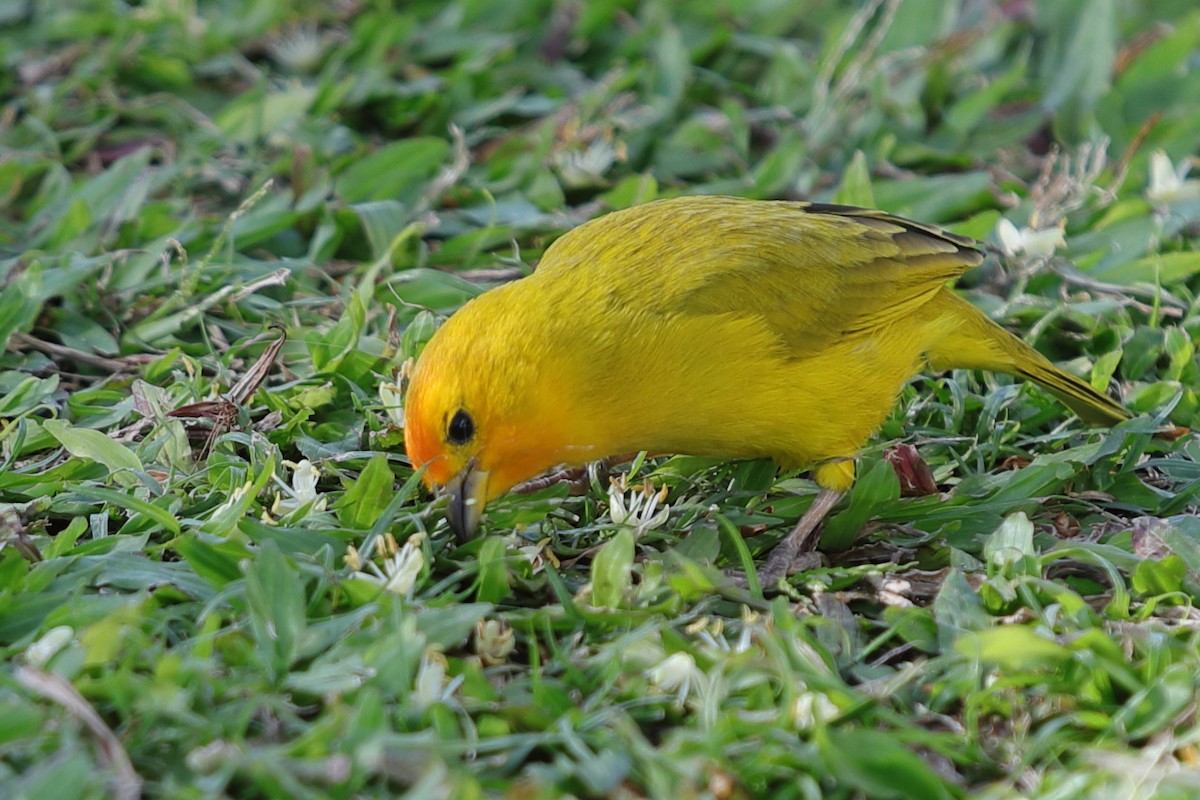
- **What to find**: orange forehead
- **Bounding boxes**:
[402,380,455,488]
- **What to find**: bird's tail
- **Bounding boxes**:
[1011,357,1130,426]
[924,288,1130,427]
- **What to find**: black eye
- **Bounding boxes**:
[447,409,475,445]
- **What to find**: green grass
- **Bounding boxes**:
[3,1,1200,797]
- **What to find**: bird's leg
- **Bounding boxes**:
[755,488,845,586]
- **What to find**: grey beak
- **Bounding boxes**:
[444,459,489,543]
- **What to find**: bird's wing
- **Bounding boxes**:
[666,202,985,358]
[534,198,985,360]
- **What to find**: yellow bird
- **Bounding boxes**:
[403,196,1128,583]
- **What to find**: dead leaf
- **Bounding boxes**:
[884,444,938,496]
[1051,512,1080,539]
[1000,455,1032,471]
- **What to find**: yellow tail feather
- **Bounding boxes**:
[1013,359,1129,426]
[924,288,1129,427]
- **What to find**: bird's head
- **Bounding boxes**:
[403,288,587,542]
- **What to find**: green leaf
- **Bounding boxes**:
[1159,516,1200,578]
[1041,0,1115,137]
[334,454,394,530]
[1163,327,1195,382]
[309,290,366,373]
[1114,663,1196,739]
[400,310,441,361]
[201,454,276,536]
[43,517,87,559]
[956,626,1072,669]
[871,171,993,221]
[348,200,419,261]
[832,150,874,207]
[943,44,1029,136]
[6,750,102,800]
[385,269,486,321]
[85,554,212,598]
[1092,347,1123,390]
[0,591,72,645]
[1131,555,1186,598]
[591,529,634,609]
[474,536,511,604]
[0,374,59,417]
[418,603,494,649]
[984,512,1038,577]
[43,418,143,477]
[821,457,898,550]
[0,696,43,746]
[243,539,307,681]
[0,279,40,351]
[599,173,659,210]
[819,727,952,800]
[73,485,181,536]
[217,84,317,143]
[336,138,450,204]
[932,569,991,650]
[884,606,940,654]
[1090,252,1200,285]
[175,534,250,589]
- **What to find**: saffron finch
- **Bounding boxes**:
[403,196,1128,584]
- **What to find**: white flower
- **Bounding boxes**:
[267,24,330,74]
[736,606,765,654]
[645,651,702,704]
[553,139,623,188]
[511,536,558,575]
[474,619,516,665]
[1146,149,1200,204]
[608,475,671,536]
[378,540,424,596]
[271,459,326,517]
[996,218,1065,258]
[350,533,425,596]
[209,480,253,520]
[791,691,839,730]
[412,648,448,711]
[26,626,73,667]
[378,377,406,429]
